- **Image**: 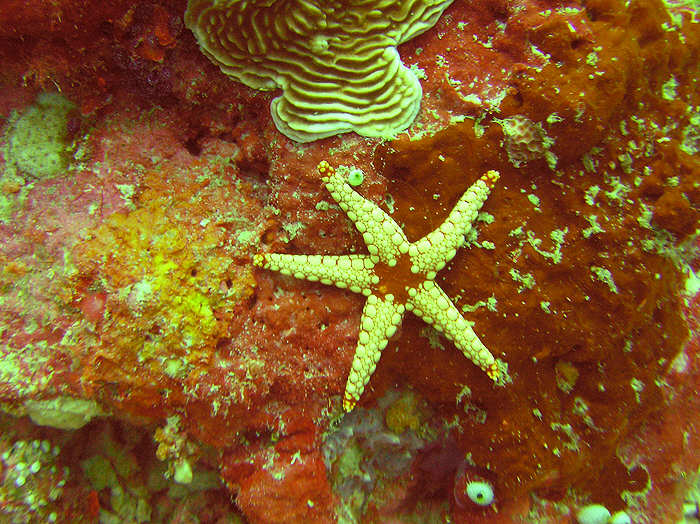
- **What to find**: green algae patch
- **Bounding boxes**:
[5,92,76,179]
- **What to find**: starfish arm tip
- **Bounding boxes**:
[342,395,357,412]
[486,362,500,381]
[317,160,333,177]
[409,169,500,272]
[483,170,500,186]
[317,162,407,263]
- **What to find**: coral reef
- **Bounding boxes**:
[0,0,697,522]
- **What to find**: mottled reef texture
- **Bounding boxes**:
[0,0,698,523]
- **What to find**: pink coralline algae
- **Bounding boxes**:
[0,0,698,523]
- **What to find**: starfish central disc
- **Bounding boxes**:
[254,161,502,411]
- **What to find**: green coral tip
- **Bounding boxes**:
[576,504,611,524]
[347,168,364,187]
[466,480,494,506]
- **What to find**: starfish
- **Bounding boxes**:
[254,161,502,411]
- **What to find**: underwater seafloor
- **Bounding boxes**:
[0,0,698,523]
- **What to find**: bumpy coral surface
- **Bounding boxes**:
[185,0,454,142]
[0,0,698,523]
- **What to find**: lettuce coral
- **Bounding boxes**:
[185,0,454,142]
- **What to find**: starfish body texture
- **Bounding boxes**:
[254,161,501,411]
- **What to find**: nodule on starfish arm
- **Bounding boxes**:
[255,161,503,412]
[253,253,378,295]
[407,280,499,380]
[319,160,409,267]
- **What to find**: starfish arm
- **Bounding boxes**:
[407,280,500,382]
[318,161,410,266]
[409,170,499,277]
[343,294,405,411]
[253,253,378,295]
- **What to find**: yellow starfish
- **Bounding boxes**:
[254,161,502,411]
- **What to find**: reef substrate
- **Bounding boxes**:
[0,0,698,523]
